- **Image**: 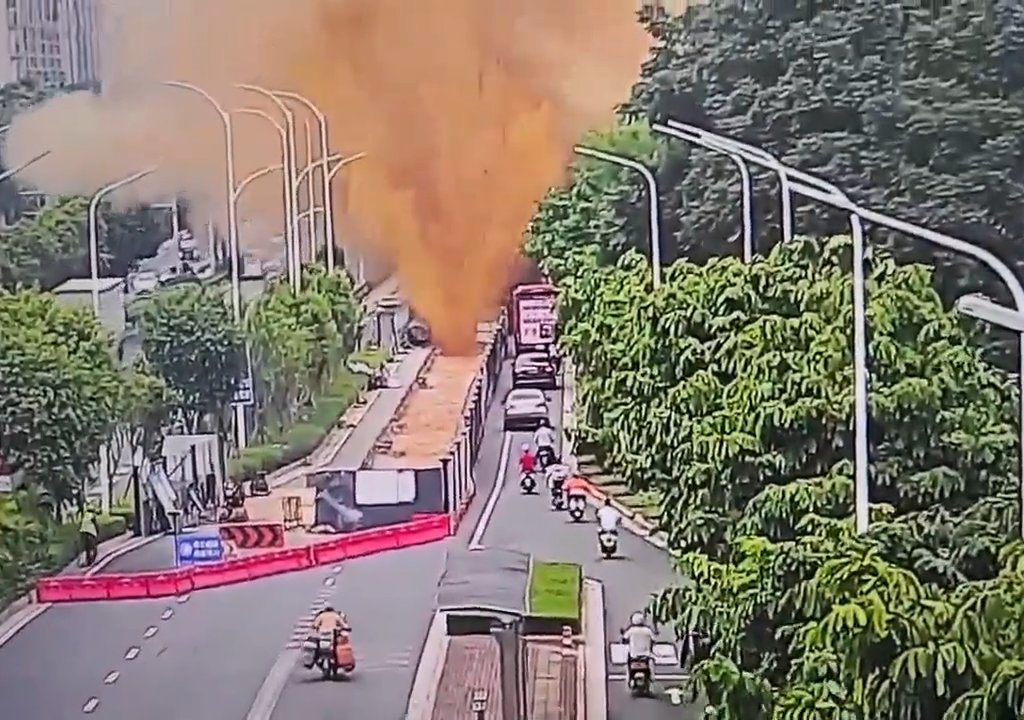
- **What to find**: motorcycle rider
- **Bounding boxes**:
[306,605,351,667]
[545,459,570,501]
[518,443,537,477]
[622,611,657,681]
[533,418,558,467]
[597,497,622,534]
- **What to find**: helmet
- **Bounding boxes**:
[603,497,612,506]
[322,605,334,613]
[522,443,531,452]
[630,611,645,627]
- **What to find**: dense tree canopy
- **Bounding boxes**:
[617,0,1024,302]
[245,266,362,436]
[0,290,122,508]
[138,285,246,433]
[527,124,1024,715]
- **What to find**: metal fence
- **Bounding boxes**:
[358,296,411,355]
[441,315,507,529]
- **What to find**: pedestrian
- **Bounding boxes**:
[79,506,99,567]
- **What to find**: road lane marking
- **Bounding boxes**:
[161,608,174,620]
[124,646,140,660]
[103,671,120,685]
[332,565,342,574]
[323,577,335,587]
[143,625,158,638]
[469,431,512,549]
[245,649,301,720]
[176,593,190,603]
[82,697,99,714]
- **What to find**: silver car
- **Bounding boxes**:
[504,388,549,431]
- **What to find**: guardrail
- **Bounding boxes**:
[441,315,507,532]
[36,514,450,604]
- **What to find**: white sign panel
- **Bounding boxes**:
[354,469,417,505]
[516,295,556,346]
[232,344,255,406]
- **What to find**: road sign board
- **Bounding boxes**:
[175,534,224,565]
[232,344,255,406]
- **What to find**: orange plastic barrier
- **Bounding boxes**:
[36,514,452,604]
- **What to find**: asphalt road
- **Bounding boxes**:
[478,373,703,720]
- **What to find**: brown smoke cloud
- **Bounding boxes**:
[6,0,649,353]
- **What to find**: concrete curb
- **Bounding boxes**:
[403,610,450,720]
[583,579,608,720]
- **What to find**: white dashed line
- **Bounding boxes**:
[82,697,99,714]
[161,608,174,620]
[143,626,158,639]
[332,565,342,574]
[177,594,190,603]
[124,646,140,661]
[323,577,335,587]
[103,671,120,685]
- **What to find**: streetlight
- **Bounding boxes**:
[0,149,51,184]
[572,144,662,289]
[232,107,297,288]
[237,84,300,284]
[273,90,338,272]
[88,167,157,316]
[956,295,1024,333]
[655,120,872,534]
[162,80,247,450]
[162,81,242,322]
[648,127,754,261]
[303,119,316,261]
[790,179,1024,538]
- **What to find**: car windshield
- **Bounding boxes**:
[507,390,545,405]
[516,354,550,367]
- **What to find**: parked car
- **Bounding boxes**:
[130,270,159,296]
[512,352,558,390]
[504,388,549,431]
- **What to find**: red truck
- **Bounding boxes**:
[508,282,558,355]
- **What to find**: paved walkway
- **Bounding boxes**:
[431,636,502,720]
[328,346,433,469]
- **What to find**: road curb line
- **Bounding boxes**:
[583,579,608,720]
[404,610,450,720]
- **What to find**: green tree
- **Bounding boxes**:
[99,205,167,277]
[621,0,1024,299]
[0,196,90,289]
[0,289,122,510]
[107,358,176,478]
[138,285,245,433]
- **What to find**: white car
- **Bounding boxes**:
[131,271,159,295]
[504,388,549,431]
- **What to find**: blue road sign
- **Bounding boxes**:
[175,533,224,565]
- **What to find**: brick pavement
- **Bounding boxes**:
[431,635,502,720]
[526,641,579,720]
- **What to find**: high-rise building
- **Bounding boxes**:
[640,0,690,19]
[0,0,100,88]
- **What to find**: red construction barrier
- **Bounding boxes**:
[35,514,456,603]
[395,515,449,547]
[67,579,110,602]
[219,522,285,549]
[36,578,74,603]
[105,575,149,600]
[312,537,348,565]
[145,570,192,598]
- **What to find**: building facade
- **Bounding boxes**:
[0,0,100,88]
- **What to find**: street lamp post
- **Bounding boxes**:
[273,90,338,272]
[0,149,51,184]
[88,167,157,316]
[303,119,317,261]
[791,181,1024,538]
[572,144,662,289]
[649,126,753,261]
[232,107,298,289]
[655,121,872,534]
[237,84,300,287]
[163,80,246,449]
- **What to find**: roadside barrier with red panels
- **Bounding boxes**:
[35,513,452,604]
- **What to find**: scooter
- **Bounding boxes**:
[520,471,537,494]
[598,529,617,558]
[627,655,654,697]
[306,629,356,680]
[567,494,587,522]
[550,481,566,510]
[536,446,557,470]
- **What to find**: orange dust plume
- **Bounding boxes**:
[5,0,650,353]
